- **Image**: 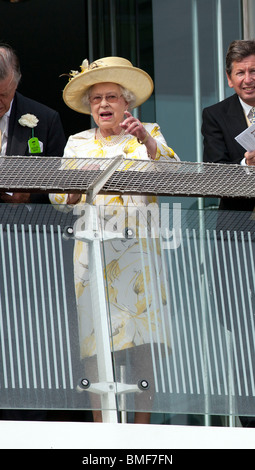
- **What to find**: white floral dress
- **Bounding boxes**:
[50,123,179,358]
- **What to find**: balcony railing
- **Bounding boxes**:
[0,157,255,426]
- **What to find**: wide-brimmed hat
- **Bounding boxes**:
[62,56,154,114]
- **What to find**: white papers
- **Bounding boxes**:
[235,123,255,151]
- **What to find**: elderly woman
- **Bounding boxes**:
[50,57,179,423]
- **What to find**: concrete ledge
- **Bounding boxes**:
[0,421,254,449]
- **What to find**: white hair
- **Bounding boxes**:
[0,44,21,86]
[82,84,136,111]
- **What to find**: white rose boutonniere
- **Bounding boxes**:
[18,113,39,129]
[18,114,42,154]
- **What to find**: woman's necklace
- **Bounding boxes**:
[96,128,126,147]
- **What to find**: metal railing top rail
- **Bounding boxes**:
[0,156,254,199]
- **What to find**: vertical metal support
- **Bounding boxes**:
[191,0,204,222]
[216,0,225,102]
[75,203,141,422]
[191,0,202,166]
[74,156,124,423]
[119,365,127,423]
[242,0,255,40]
[86,207,118,423]
[87,0,94,62]
[109,0,117,56]
[192,0,210,426]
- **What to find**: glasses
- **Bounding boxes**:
[89,93,123,105]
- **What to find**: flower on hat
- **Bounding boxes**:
[67,59,106,81]
[69,59,89,79]
[80,59,89,72]
[18,113,39,128]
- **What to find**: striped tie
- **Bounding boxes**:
[249,107,255,124]
[0,115,7,155]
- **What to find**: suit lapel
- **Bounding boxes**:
[7,93,31,156]
[225,94,248,139]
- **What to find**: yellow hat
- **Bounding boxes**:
[63,56,154,114]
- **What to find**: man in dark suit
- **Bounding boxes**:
[202,40,255,427]
[0,43,66,204]
[202,39,255,212]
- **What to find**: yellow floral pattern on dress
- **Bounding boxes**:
[50,123,179,358]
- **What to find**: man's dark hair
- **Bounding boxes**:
[226,39,255,76]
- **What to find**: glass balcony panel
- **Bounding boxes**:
[102,203,255,418]
[1,201,255,420]
[0,203,92,411]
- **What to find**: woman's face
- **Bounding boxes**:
[89,82,128,135]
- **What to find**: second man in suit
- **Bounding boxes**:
[0,43,66,204]
[202,39,255,211]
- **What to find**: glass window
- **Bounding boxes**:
[152,0,242,164]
